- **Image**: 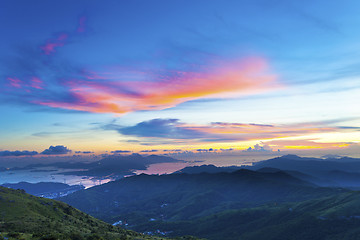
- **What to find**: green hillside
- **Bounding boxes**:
[0,186,199,240]
[61,170,345,225]
[134,191,360,240]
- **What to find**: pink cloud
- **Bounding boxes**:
[77,16,87,33]
[186,121,342,141]
[6,76,45,90]
[40,33,68,55]
[37,57,280,113]
[7,77,22,88]
[30,77,44,89]
[40,16,86,55]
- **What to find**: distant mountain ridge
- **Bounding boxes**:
[250,155,360,173]
[176,155,360,188]
[61,169,343,226]
[8,154,182,178]
[248,155,360,188]
[136,191,360,240]
[174,164,242,174]
[58,154,360,240]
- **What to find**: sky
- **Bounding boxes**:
[1,0,360,162]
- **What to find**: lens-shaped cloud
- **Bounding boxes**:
[34,57,279,114]
[0,150,38,157]
[105,118,359,147]
[1,15,280,115]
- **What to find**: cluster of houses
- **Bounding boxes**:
[112,220,128,227]
[37,185,85,199]
[143,229,173,236]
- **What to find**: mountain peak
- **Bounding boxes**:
[280,154,302,159]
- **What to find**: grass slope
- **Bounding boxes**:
[0,186,199,240]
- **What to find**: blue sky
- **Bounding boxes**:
[0,0,360,159]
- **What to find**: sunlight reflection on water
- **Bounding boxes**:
[0,168,113,188]
[134,162,190,175]
[0,155,270,188]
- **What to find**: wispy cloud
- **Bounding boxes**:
[77,16,87,33]
[140,149,159,153]
[34,57,279,114]
[0,150,38,157]
[1,16,87,109]
[2,21,280,115]
[40,33,69,55]
[265,139,349,150]
[30,77,44,89]
[289,3,341,34]
[75,151,94,154]
[40,15,87,55]
[7,77,23,88]
[184,121,340,141]
[111,150,132,154]
[105,118,359,146]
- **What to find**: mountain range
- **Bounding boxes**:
[8,154,182,178]
[178,155,360,188]
[60,168,346,230]
[135,191,360,240]
[5,154,360,239]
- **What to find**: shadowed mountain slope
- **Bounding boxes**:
[61,169,345,224]
[134,191,360,240]
[0,186,199,240]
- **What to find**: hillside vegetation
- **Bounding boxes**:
[61,170,345,224]
[134,191,360,240]
[0,186,199,240]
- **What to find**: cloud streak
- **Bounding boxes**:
[35,57,279,114]
[111,150,132,154]
[77,16,87,33]
[1,14,280,115]
[2,39,280,114]
[7,77,23,88]
[105,118,359,146]
[0,150,38,157]
[40,15,87,55]
[75,151,94,154]
[40,33,68,55]
[265,139,349,150]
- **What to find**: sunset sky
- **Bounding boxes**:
[1,0,360,160]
